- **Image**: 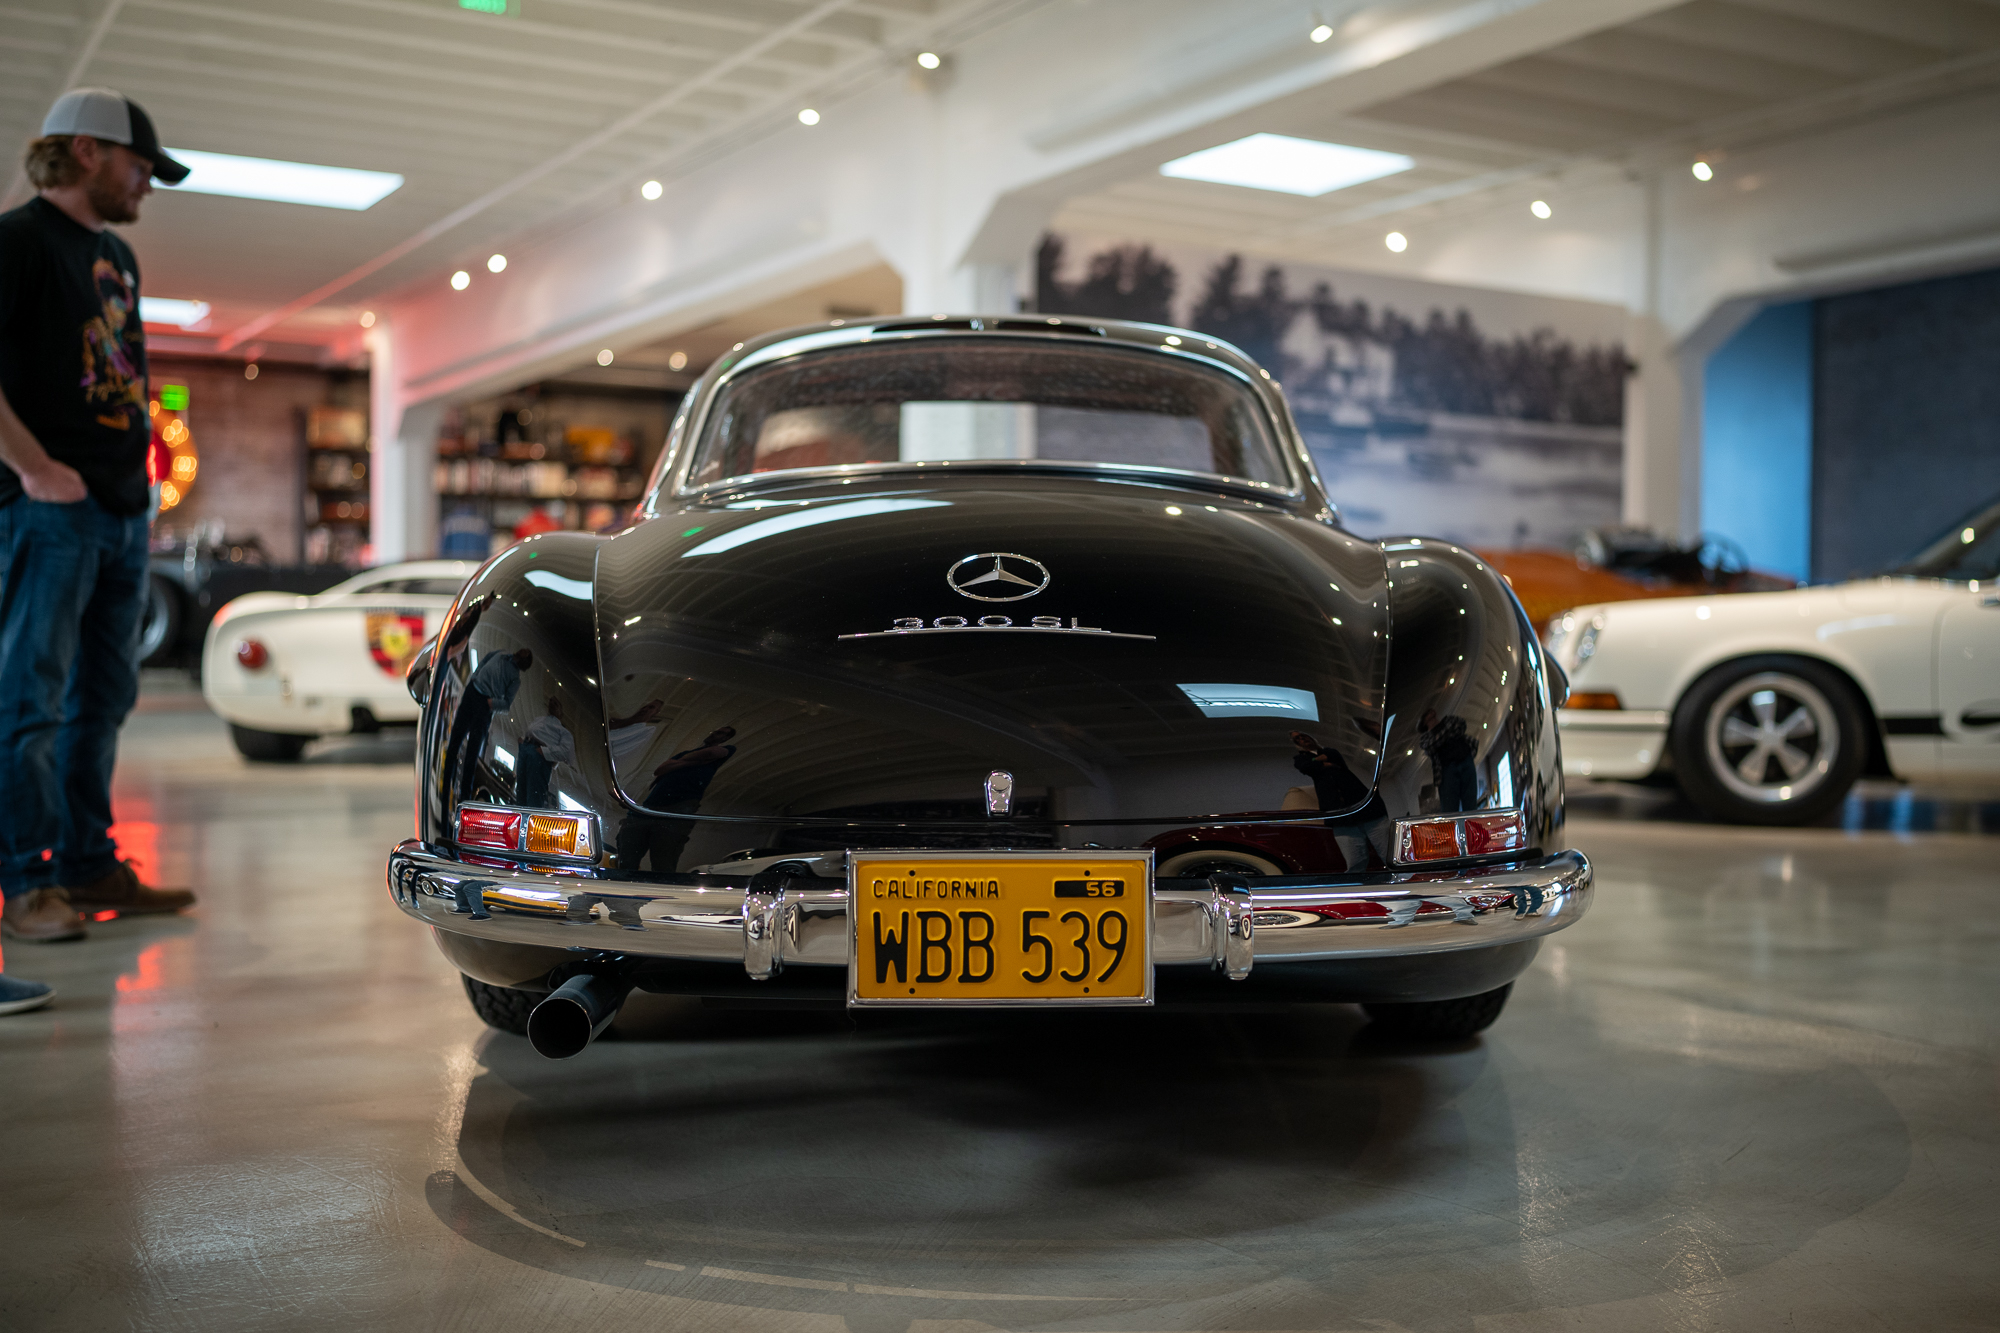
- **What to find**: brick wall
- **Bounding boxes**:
[149,354,367,563]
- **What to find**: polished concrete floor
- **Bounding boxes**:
[4,688,1998,1332]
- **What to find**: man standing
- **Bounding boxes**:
[0,89,196,952]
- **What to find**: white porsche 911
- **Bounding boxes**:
[202,560,474,761]
[1549,499,2000,824]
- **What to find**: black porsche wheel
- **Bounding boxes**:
[1363,983,1512,1040]
[138,576,181,666]
[1670,656,1866,825]
[462,975,535,1036]
[228,724,312,763]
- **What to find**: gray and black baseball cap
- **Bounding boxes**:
[42,88,189,184]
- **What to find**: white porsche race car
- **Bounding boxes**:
[1549,499,2000,823]
[202,560,474,761]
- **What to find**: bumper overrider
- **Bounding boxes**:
[387,841,1592,985]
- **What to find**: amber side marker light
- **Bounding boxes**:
[236,639,269,670]
[1395,810,1527,864]
[454,803,597,861]
[1564,692,1623,710]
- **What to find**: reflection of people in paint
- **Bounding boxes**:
[607,699,664,774]
[444,647,532,799]
[616,726,737,873]
[440,592,491,670]
[1419,709,1479,812]
[516,696,574,808]
[1291,731,1390,871]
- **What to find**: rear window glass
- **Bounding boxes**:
[682,340,1289,491]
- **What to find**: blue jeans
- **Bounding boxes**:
[0,496,148,896]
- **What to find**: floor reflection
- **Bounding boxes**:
[428,993,1909,1328]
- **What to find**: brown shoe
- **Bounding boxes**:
[1,888,88,942]
[63,861,195,917]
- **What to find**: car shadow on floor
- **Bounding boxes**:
[1570,777,2000,833]
[300,731,418,765]
[425,992,1912,1329]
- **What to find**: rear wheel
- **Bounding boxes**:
[138,576,181,666]
[462,975,535,1036]
[1670,657,1866,825]
[228,724,312,762]
[1363,983,1512,1040]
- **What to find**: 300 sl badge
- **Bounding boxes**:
[841,551,1156,639]
[839,615,1155,641]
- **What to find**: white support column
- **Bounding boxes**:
[1621,170,1685,537]
[366,321,440,565]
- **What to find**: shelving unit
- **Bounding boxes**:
[304,406,370,566]
[435,387,674,559]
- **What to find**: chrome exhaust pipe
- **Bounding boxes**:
[527,972,629,1059]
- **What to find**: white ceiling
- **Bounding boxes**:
[0,0,1026,353]
[1054,0,2000,264]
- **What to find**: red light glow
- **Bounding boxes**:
[236,639,269,670]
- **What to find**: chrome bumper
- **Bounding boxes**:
[387,842,1591,981]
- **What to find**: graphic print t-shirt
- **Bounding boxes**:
[0,198,150,514]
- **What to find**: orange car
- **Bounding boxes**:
[1478,530,1795,629]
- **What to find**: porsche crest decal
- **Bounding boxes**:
[367,611,426,676]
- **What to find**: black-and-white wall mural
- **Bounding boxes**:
[1033,233,1631,548]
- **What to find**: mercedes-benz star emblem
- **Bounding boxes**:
[946,552,1050,602]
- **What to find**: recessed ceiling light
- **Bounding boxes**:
[359,311,376,328]
[1692,161,1714,181]
[667,351,688,371]
[160,148,403,210]
[450,270,470,290]
[797,108,820,126]
[140,297,209,328]
[1310,22,1333,42]
[640,179,663,200]
[1385,231,1408,252]
[916,51,941,69]
[487,253,507,273]
[1530,199,1552,219]
[1160,134,1412,197]
[597,349,614,366]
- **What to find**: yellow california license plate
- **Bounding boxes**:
[848,851,1153,1007]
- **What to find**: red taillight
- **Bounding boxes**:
[1462,812,1528,855]
[236,639,269,670]
[453,804,597,861]
[1395,810,1528,864]
[456,806,523,851]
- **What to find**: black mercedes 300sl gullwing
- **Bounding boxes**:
[389,315,1592,1059]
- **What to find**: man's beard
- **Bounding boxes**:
[85,169,141,225]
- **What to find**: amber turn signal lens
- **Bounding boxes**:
[1564,691,1622,710]
[457,806,522,851]
[1405,820,1462,861]
[524,813,594,859]
[236,639,269,670]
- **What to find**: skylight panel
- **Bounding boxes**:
[160,149,404,210]
[1160,134,1413,197]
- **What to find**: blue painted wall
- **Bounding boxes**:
[1701,301,1813,582]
